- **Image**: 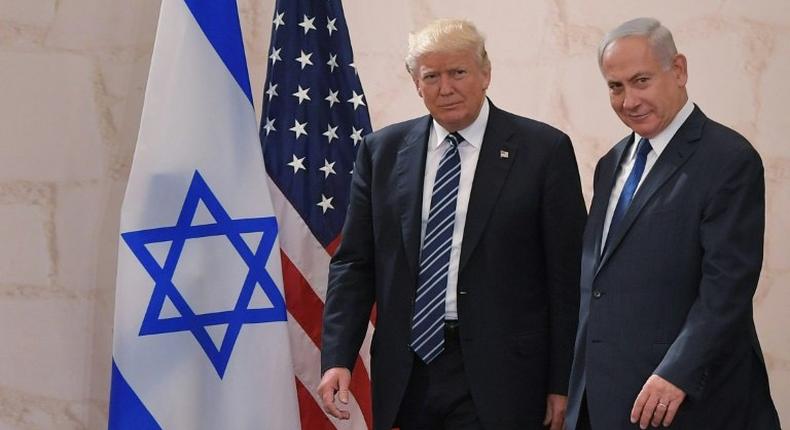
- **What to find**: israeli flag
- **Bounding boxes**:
[109,1,300,428]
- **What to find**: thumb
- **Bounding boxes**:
[337,370,351,404]
[543,399,552,426]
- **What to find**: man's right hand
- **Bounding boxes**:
[317,367,352,420]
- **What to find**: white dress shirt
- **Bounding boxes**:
[420,99,490,320]
[600,99,695,250]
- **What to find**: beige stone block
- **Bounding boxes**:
[755,35,790,158]
[240,0,273,116]
[768,368,790,428]
[92,55,154,180]
[0,0,56,28]
[0,288,112,427]
[0,52,106,182]
[53,182,115,294]
[0,396,101,430]
[356,51,423,130]
[0,296,95,404]
[682,30,758,136]
[764,163,790,273]
[45,0,160,52]
[344,0,411,56]
[757,292,790,423]
[558,1,717,34]
[0,202,52,286]
[722,1,790,28]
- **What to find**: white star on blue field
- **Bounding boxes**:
[121,171,286,378]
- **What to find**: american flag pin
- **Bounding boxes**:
[500,150,509,159]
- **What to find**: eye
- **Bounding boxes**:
[453,69,468,78]
[634,76,650,87]
[422,73,438,83]
[608,82,622,93]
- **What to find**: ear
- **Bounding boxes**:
[672,54,688,87]
[412,75,424,98]
[482,64,492,91]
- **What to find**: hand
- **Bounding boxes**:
[543,394,567,430]
[317,367,352,420]
[630,374,686,429]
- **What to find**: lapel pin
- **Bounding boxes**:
[500,150,509,159]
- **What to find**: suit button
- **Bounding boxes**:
[592,290,602,299]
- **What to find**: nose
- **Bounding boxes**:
[622,87,639,110]
[438,74,454,96]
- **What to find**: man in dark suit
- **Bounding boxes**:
[565,17,781,430]
[318,19,586,430]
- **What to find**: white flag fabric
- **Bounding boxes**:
[109,1,300,428]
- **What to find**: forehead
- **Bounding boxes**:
[417,49,479,70]
[601,37,662,78]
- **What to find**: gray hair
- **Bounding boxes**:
[598,17,678,70]
[405,19,490,76]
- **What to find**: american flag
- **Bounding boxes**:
[259,0,374,428]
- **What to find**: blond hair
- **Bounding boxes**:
[405,19,490,75]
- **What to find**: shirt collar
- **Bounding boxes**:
[633,98,694,158]
[431,99,489,150]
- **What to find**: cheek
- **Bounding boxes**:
[609,96,621,111]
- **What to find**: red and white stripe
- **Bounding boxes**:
[269,180,375,430]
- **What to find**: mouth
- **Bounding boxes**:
[627,112,650,121]
[438,101,462,109]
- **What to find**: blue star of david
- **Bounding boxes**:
[121,170,286,378]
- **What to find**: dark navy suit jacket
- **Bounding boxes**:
[322,102,587,430]
[566,106,781,429]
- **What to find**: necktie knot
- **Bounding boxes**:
[446,132,464,148]
[635,137,652,159]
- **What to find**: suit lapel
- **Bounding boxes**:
[458,105,517,271]
[396,116,432,276]
[595,107,706,276]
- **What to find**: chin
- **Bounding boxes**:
[626,123,658,139]
[437,116,467,131]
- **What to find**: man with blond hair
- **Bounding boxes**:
[319,19,586,429]
[565,17,780,429]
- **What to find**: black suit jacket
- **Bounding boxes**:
[321,102,587,430]
[565,106,781,429]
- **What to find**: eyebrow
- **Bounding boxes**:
[607,71,651,86]
[628,71,651,81]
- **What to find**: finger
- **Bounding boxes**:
[324,395,350,420]
[319,388,344,418]
[630,389,649,423]
[543,400,552,426]
[662,398,682,427]
[318,376,350,420]
[651,402,668,428]
[639,395,660,430]
[337,372,351,405]
[550,412,564,430]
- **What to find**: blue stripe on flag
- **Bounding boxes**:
[108,360,161,430]
[183,0,253,103]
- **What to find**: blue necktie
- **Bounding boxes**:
[410,132,463,363]
[607,137,652,245]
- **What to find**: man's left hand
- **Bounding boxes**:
[543,394,567,430]
[631,374,686,429]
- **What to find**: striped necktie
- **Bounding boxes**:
[410,132,463,363]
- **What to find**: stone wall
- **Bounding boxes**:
[0,0,787,427]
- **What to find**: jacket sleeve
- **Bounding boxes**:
[320,135,377,373]
[654,145,764,399]
[541,133,587,394]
